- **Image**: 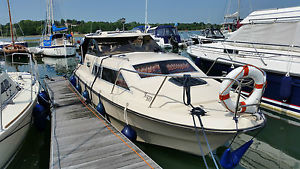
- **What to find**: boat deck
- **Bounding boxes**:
[45,76,161,169]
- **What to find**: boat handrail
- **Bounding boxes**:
[0,53,36,130]
[111,68,249,114]
[195,43,300,58]
[11,53,35,102]
[204,38,300,49]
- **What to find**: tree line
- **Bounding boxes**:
[0,19,221,37]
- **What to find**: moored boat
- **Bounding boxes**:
[72,30,266,155]
[39,0,76,57]
[0,54,39,168]
[2,0,28,55]
[187,6,300,120]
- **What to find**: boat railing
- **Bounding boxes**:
[206,57,245,75]
[12,53,35,102]
[195,41,300,61]
[111,68,256,115]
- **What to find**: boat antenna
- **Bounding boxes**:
[6,0,14,45]
[237,0,240,21]
[144,0,148,32]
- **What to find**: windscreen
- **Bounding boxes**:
[90,35,161,56]
[133,60,197,78]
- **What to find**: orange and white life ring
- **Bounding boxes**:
[219,65,267,113]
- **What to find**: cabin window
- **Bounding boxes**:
[101,67,129,90]
[92,65,99,75]
[156,29,164,36]
[1,79,11,94]
[224,49,238,54]
[87,39,100,56]
[133,60,197,78]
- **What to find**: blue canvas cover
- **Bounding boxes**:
[52,24,68,32]
[43,35,53,46]
[132,25,150,32]
[43,40,52,46]
[155,25,181,43]
[66,34,72,38]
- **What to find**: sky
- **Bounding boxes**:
[0,0,300,24]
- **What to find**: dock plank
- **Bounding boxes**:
[46,77,161,169]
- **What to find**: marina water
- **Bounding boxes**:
[3,40,300,169]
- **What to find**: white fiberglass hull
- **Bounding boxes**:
[77,80,234,155]
[0,98,37,168]
[103,101,234,155]
[0,72,39,168]
[41,46,76,57]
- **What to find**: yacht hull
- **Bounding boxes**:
[41,45,76,57]
[77,79,235,155]
[189,54,300,120]
[0,98,37,168]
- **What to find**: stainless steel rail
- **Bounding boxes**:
[111,68,251,115]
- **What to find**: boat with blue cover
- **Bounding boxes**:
[187,6,300,120]
[134,25,183,49]
[39,0,76,57]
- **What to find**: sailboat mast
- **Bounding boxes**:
[145,0,148,32]
[6,0,14,45]
[51,0,54,25]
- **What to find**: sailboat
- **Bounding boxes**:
[39,0,76,57]
[221,0,243,38]
[2,0,28,54]
[0,53,39,168]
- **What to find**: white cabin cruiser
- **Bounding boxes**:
[72,30,266,155]
[187,6,300,120]
[0,55,39,168]
[134,25,183,49]
[191,28,225,44]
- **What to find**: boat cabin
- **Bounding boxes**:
[0,72,18,105]
[82,31,162,57]
[148,25,181,43]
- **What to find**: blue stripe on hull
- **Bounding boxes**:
[192,57,300,114]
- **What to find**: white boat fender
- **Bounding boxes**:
[219,65,267,113]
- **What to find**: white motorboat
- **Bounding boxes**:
[72,30,266,156]
[187,6,300,120]
[134,25,183,49]
[0,54,39,168]
[39,0,76,57]
[191,28,225,44]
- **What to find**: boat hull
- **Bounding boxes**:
[41,45,76,57]
[76,78,235,155]
[189,54,300,120]
[0,98,37,168]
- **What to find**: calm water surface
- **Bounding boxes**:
[3,46,300,169]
